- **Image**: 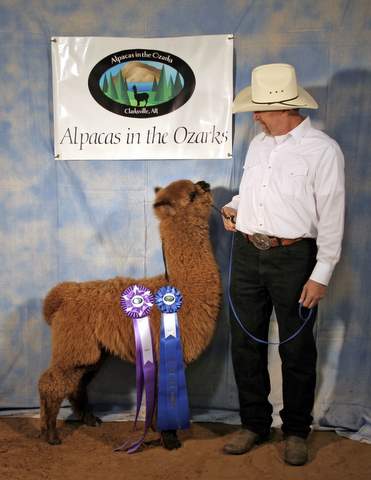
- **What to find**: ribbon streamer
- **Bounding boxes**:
[155,286,190,431]
[115,284,156,453]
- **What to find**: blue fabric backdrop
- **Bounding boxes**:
[1,0,370,443]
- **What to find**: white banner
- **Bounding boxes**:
[51,35,233,160]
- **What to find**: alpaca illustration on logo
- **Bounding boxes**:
[132,85,149,106]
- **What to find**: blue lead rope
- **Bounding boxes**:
[228,232,313,346]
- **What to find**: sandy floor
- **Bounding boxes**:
[0,418,370,480]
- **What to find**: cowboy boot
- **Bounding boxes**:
[284,436,308,466]
[223,428,260,455]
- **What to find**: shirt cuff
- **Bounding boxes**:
[224,199,239,211]
[309,261,334,286]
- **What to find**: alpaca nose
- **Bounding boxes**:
[196,181,210,192]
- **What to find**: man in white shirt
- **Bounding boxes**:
[222,64,345,465]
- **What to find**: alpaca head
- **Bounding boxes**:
[153,180,212,221]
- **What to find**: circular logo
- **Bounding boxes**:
[132,295,144,306]
[88,49,196,118]
[163,293,176,306]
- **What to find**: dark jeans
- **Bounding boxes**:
[230,232,318,438]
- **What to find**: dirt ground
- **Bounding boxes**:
[1,418,371,480]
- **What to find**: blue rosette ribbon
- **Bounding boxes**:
[115,284,156,453]
[155,286,190,431]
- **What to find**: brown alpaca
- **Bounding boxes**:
[38,179,221,449]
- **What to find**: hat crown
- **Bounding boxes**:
[251,63,298,104]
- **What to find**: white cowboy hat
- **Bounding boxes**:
[233,63,318,113]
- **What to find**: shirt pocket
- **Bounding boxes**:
[280,161,309,197]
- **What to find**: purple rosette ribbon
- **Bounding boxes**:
[155,286,190,431]
[115,284,155,453]
[120,284,154,318]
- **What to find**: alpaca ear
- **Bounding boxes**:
[196,181,210,192]
[154,186,162,193]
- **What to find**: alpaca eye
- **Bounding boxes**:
[189,191,197,202]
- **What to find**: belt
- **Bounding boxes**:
[243,232,303,250]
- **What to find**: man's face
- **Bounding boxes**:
[253,110,287,136]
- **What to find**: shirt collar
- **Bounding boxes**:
[289,116,311,143]
[260,116,311,144]
[274,133,289,144]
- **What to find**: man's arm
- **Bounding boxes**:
[300,142,345,308]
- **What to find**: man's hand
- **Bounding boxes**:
[299,279,327,308]
[221,207,237,232]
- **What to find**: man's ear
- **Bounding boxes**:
[154,186,161,193]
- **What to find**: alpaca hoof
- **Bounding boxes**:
[161,430,181,450]
[82,412,102,426]
[41,429,61,445]
[48,436,62,445]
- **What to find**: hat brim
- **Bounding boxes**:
[232,85,318,113]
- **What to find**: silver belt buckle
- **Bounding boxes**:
[251,233,271,250]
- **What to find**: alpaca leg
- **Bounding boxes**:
[42,396,64,445]
[68,367,102,426]
[39,366,84,445]
[161,429,181,450]
[39,368,66,445]
[39,395,47,432]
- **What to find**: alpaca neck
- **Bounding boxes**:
[160,219,218,287]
